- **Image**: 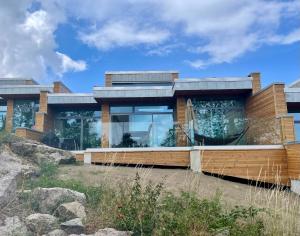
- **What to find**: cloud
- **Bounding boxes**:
[0,1,86,82]
[80,21,169,50]
[56,52,87,75]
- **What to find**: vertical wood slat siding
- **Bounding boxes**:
[15,128,43,141]
[5,99,14,132]
[176,97,187,146]
[91,151,190,167]
[280,116,295,143]
[285,144,300,180]
[201,149,289,185]
[245,84,291,144]
[101,103,110,148]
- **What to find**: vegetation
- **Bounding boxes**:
[25,162,267,236]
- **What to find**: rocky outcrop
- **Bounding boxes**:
[31,187,86,214]
[0,216,29,236]
[44,229,68,236]
[94,228,132,236]
[26,213,59,235]
[55,201,86,221]
[10,141,75,165]
[60,218,85,234]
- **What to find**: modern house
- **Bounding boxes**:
[0,72,300,190]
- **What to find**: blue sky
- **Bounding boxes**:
[0,0,299,92]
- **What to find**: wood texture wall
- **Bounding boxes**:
[176,97,187,146]
[15,127,43,141]
[285,144,300,180]
[53,82,71,93]
[5,99,14,132]
[201,148,289,185]
[245,84,291,144]
[101,103,110,148]
[105,74,112,87]
[91,150,190,167]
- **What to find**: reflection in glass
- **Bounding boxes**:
[192,98,245,145]
[0,100,7,130]
[110,105,175,147]
[12,99,39,131]
[54,109,101,150]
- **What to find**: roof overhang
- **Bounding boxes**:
[285,88,300,103]
[174,77,252,91]
[0,85,53,98]
[47,93,97,104]
[93,86,174,99]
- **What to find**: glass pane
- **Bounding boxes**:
[83,118,101,149]
[111,115,130,147]
[192,98,245,145]
[135,106,172,113]
[130,115,152,147]
[153,114,175,147]
[110,106,133,114]
[0,100,7,130]
[295,123,300,142]
[13,99,39,131]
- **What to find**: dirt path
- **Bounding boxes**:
[57,164,299,208]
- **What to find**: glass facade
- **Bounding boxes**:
[288,113,300,141]
[110,105,175,147]
[54,109,101,150]
[12,99,39,131]
[191,98,246,145]
[0,100,7,131]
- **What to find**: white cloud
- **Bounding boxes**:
[0,1,86,82]
[80,21,169,50]
[56,52,87,75]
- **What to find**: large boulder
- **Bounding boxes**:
[55,201,86,221]
[95,228,132,236]
[60,218,85,235]
[31,187,86,214]
[43,229,68,236]
[10,141,75,165]
[0,216,29,236]
[26,213,59,235]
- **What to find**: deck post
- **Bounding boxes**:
[84,152,92,165]
[291,180,300,195]
[190,148,201,172]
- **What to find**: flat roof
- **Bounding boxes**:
[105,71,178,74]
[0,85,53,95]
[47,93,97,104]
[285,88,300,103]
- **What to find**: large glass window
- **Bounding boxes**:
[13,99,39,131]
[0,99,7,131]
[110,105,175,147]
[54,109,101,150]
[192,98,245,145]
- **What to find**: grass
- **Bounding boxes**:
[24,162,269,236]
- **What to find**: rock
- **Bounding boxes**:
[0,148,22,208]
[60,218,85,235]
[31,187,86,214]
[55,201,86,221]
[0,216,29,236]
[26,213,59,235]
[10,141,75,165]
[95,228,132,236]
[44,229,68,236]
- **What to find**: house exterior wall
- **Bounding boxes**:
[176,97,187,146]
[101,103,110,147]
[35,91,54,133]
[105,74,112,87]
[285,143,300,180]
[15,127,43,141]
[250,72,261,94]
[5,99,14,132]
[53,81,71,93]
[245,83,293,144]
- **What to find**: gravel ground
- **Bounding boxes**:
[57,164,299,208]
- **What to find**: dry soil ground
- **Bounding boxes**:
[57,164,299,209]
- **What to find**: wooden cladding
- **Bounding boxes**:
[105,74,112,87]
[245,83,291,144]
[201,148,289,185]
[15,128,43,142]
[5,99,13,132]
[91,150,190,167]
[53,82,71,93]
[280,116,295,143]
[176,97,187,146]
[101,103,110,148]
[285,144,300,180]
[249,72,261,94]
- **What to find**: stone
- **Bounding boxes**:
[0,216,29,236]
[60,218,85,235]
[10,141,75,165]
[44,229,68,236]
[55,201,87,221]
[26,213,59,235]
[31,187,86,214]
[95,228,132,236]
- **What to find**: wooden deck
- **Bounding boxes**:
[73,144,300,186]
